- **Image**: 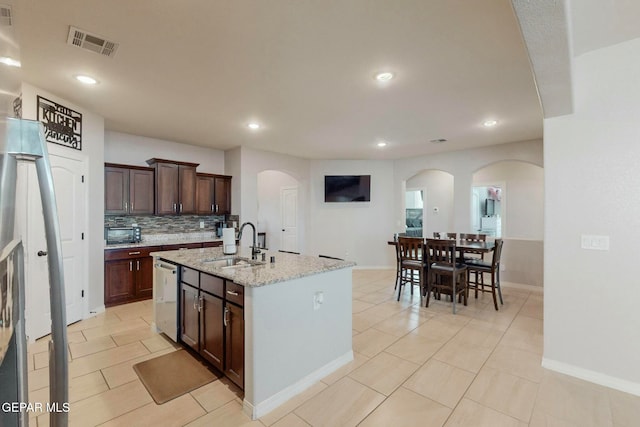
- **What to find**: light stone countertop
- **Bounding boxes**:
[105,231,223,250]
[150,246,356,288]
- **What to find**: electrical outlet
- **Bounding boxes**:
[581,235,610,251]
[313,291,324,311]
[200,221,205,229]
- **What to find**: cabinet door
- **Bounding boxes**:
[214,176,231,214]
[180,284,200,351]
[104,259,135,306]
[135,256,155,299]
[200,293,224,371]
[178,166,197,214]
[224,302,244,388]
[196,175,214,214]
[105,167,129,215]
[156,163,179,215]
[129,169,155,215]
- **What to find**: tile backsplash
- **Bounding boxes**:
[105,215,226,234]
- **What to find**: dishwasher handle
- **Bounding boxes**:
[155,263,177,273]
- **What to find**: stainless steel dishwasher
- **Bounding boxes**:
[153,260,178,342]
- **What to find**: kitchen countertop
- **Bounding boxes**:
[105,231,223,250]
[151,246,355,287]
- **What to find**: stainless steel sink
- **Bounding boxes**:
[201,257,263,269]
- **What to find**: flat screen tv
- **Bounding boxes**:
[324,175,371,202]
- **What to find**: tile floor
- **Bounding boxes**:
[27,269,640,426]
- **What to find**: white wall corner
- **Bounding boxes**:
[542,357,640,397]
[244,350,354,420]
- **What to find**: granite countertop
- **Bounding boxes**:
[150,246,356,288]
[104,231,223,250]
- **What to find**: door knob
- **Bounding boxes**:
[37,250,48,257]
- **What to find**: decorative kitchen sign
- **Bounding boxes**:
[36,95,83,150]
[12,94,21,118]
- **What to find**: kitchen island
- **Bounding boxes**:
[150,246,355,420]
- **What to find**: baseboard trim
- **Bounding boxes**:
[87,305,105,316]
[243,350,354,420]
[501,281,543,293]
[542,357,640,397]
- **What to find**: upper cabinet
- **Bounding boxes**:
[105,160,230,216]
[105,164,154,215]
[196,173,232,215]
[146,158,198,215]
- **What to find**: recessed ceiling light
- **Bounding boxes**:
[375,72,394,82]
[429,138,447,144]
[377,141,387,147]
[247,122,261,130]
[75,75,98,85]
[0,56,21,67]
[483,120,498,127]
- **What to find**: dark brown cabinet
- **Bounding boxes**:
[104,246,161,306]
[146,158,198,215]
[105,164,154,215]
[196,173,232,215]
[224,301,244,387]
[214,176,232,215]
[201,292,224,371]
[179,266,244,388]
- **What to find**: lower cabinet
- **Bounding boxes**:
[224,302,244,387]
[201,293,224,371]
[179,267,244,388]
[104,246,161,307]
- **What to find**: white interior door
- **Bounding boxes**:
[471,188,481,232]
[21,150,86,341]
[280,187,298,252]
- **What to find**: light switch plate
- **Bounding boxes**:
[581,235,610,251]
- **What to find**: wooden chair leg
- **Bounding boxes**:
[497,269,504,305]
[489,272,497,310]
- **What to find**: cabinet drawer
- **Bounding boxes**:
[201,273,224,297]
[105,246,161,261]
[181,266,199,287]
[225,282,244,307]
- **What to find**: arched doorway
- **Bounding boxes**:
[472,160,544,240]
[405,169,454,237]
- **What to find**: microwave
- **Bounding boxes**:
[105,226,142,245]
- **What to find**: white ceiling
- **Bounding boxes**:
[12,0,543,160]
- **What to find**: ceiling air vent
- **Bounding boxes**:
[0,4,12,26]
[66,26,119,57]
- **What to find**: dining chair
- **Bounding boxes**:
[465,238,504,310]
[424,238,468,314]
[397,237,426,301]
[459,233,487,282]
[433,232,456,239]
[394,233,407,290]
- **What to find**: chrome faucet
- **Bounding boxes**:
[238,222,261,260]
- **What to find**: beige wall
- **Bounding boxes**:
[544,36,640,393]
